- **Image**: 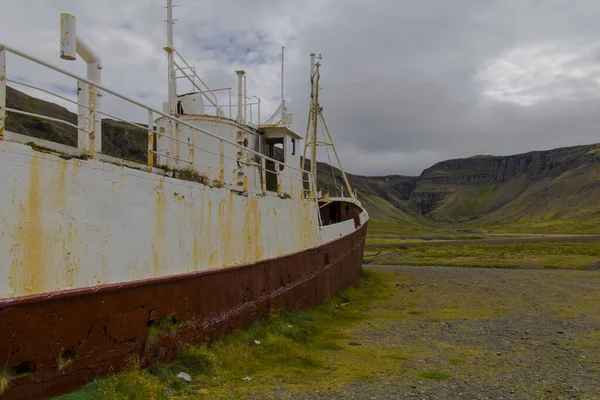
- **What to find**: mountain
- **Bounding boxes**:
[410,145,600,233]
[5,86,600,234]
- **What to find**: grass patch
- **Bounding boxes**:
[146,314,182,349]
[176,167,207,184]
[56,269,409,399]
[419,371,452,380]
[0,369,12,395]
[365,241,600,269]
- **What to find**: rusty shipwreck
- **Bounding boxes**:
[0,3,368,399]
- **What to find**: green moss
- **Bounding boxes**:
[0,369,12,395]
[176,167,207,184]
[419,371,451,380]
[366,241,600,269]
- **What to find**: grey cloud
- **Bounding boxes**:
[3,0,600,176]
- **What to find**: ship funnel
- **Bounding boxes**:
[235,70,245,124]
[60,14,76,60]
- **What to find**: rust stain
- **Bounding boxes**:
[153,178,166,277]
[225,193,234,264]
[300,202,314,248]
[254,200,263,258]
[207,200,214,267]
[244,198,262,261]
[53,160,67,209]
[63,225,76,287]
[243,198,252,262]
[10,155,45,295]
[193,237,199,270]
[198,189,206,269]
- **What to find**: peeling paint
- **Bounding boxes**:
[0,142,325,299]
[9,155,45,295]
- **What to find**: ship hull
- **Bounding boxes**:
[0,222,367,400]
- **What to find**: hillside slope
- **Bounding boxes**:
[410,145,600,233]
[313,162,437,233]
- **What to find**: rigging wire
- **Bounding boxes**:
[319,113,339,195]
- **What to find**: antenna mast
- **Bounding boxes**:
[264,46,291,126]
[281,46,285,113]
[164,0,177,115]
[302,54,356,201]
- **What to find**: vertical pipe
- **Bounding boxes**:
[257,98,261,125]
[86,62,99,158]
[147,110,153,171]
[60,14,77,60]
[243,74,247,122]
[219,139,225,186]
[310,63,320,195]
[0,45,6,140]
[77,80,89,152]
[276,163,281,196]
[228,87,232,119]
[166,0,177,115]
[281,46,285,108]
[235,70,244,123]
[261,156,266,193]
[87,61,102,154]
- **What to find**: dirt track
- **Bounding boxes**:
[289,265,600,400]
[367,235,600,248]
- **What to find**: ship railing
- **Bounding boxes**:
[0,43,318,200]
[172,51,261,124]
[172,48,220,114]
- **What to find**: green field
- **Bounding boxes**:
[364,241,600,269]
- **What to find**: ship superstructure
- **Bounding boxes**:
[0,3,368,398]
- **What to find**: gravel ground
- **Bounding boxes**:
[279,266,600,400]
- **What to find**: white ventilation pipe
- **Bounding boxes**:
[235,70,245,124]
[60,13,102,155]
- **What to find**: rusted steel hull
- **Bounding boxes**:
[0,223,367,400]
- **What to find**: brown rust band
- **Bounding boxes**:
[0,223,367,400]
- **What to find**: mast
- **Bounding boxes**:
[281,46,285,116]
[310,62,320,191]
[165,0,177,115]
[302,54,356,201]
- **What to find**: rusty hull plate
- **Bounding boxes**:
[0,223,367,400]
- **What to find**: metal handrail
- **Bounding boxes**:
[2,43,311,176]
[173,48,218,106]
[7,78,91,111]
[6,107,82,132]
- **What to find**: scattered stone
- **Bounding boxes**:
[241,376,252,381]
[176,372,191,383]
[254,340,261,345]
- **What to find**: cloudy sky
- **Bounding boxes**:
[3,0,600,176]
